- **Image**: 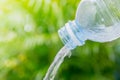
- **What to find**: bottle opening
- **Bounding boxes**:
[58,20,87,50]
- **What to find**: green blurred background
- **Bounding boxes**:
[0,0,120,80]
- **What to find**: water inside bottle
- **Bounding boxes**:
[76,0,120,42]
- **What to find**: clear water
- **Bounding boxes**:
[43,46,70,80]
[83,22,120,42]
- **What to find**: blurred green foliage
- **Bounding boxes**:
[0,0,120,80]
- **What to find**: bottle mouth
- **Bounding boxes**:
[58,20,86,50]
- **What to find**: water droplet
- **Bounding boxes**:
[101,18,104,22]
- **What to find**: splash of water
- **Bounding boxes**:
[43,46,71,80]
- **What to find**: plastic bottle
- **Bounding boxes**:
[58,0,120,50]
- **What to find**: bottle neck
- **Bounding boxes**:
[58,20,87,50]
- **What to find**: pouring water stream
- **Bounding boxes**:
[43,46,71,80]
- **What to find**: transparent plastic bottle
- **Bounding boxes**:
[58,0,120,50]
